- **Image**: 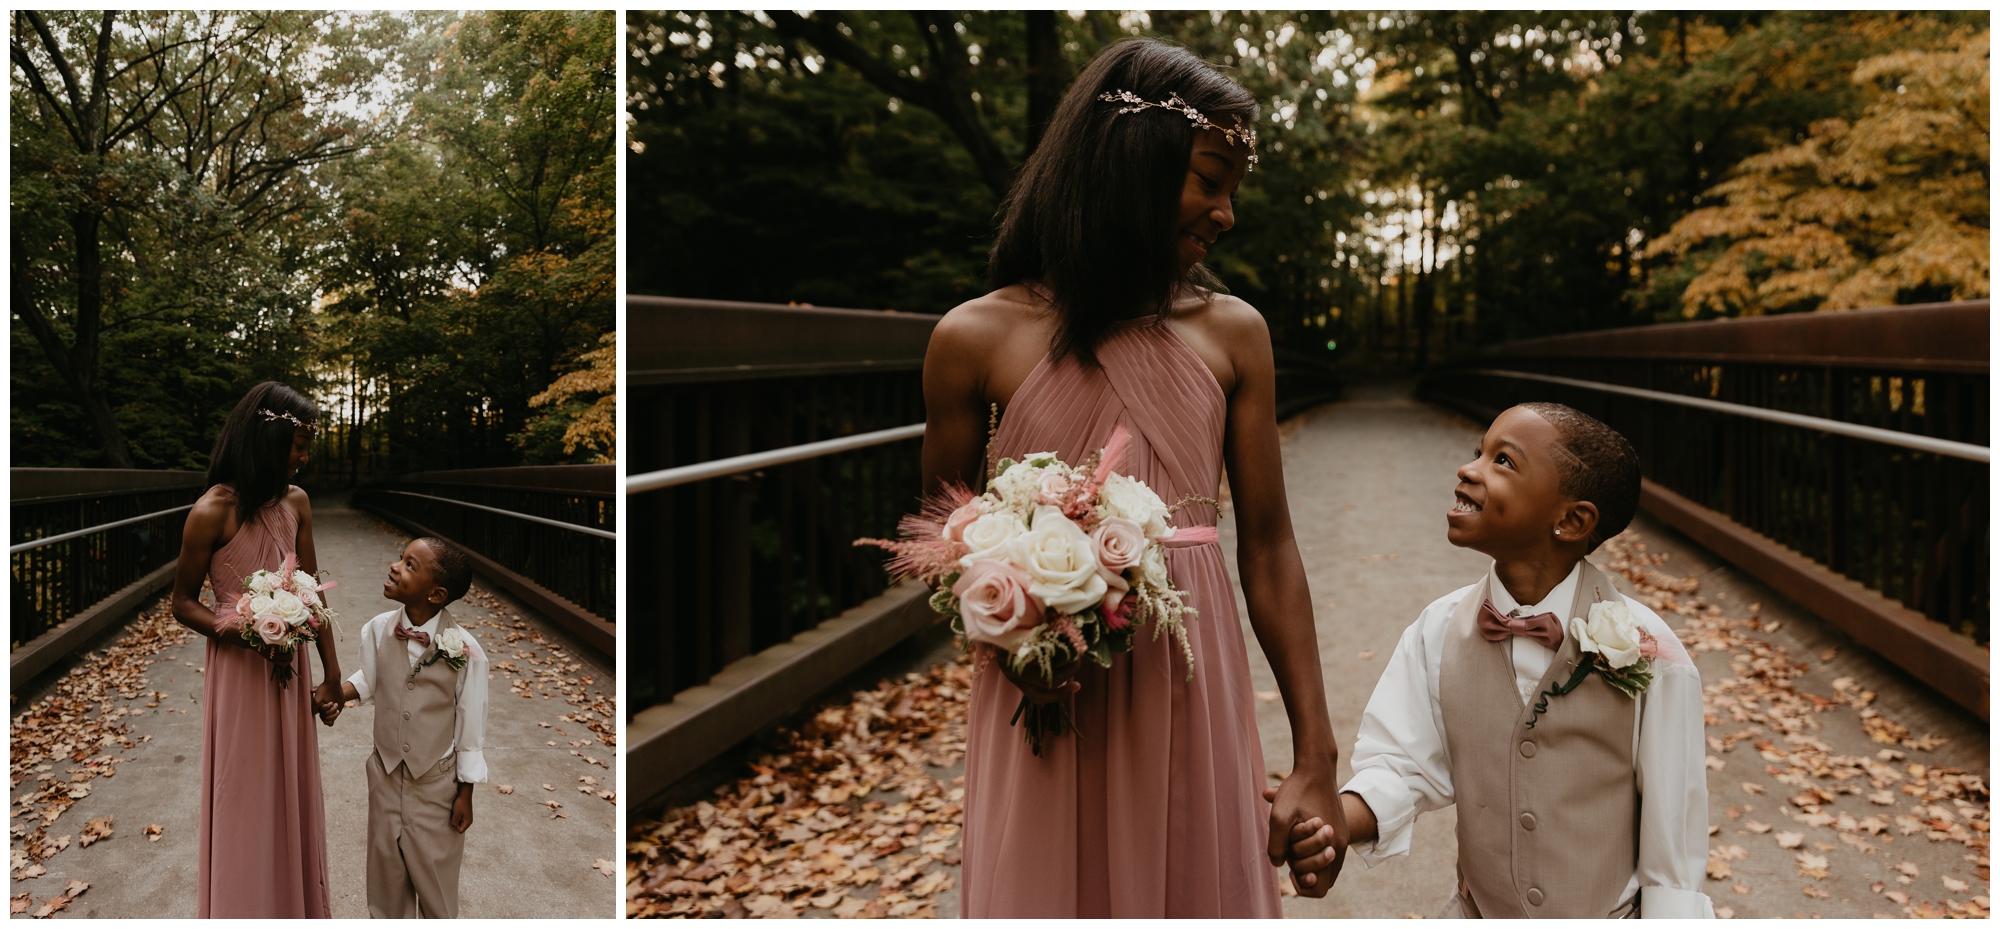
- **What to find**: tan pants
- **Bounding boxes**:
[366,752,463,919]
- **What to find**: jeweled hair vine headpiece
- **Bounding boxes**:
[1097,89,1259,169]
[258,408,318,434]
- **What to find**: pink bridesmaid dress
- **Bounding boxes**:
[197,495,332,917]
[960,320,1283,917]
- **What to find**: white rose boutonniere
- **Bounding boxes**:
[1528,595,1660,727]
[419,626,473,672]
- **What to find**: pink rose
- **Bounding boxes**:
[952,559,1044,652]
[254,614,289,646]
[1036,471,1073,506]
[1090,517,1147,573]
[1098,568,1131,629]
[1638,628,1660,660]
[941,502,981,544]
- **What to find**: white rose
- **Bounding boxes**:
[1136,545,1170,591]
[247,572,275,595]
[1098,473,1171,539]
[292,570,319,594]
[1570,599,1644,669]
[959,511,1028,567]
[1090,517,1148,573]
[1013,505,1106,615]
[248,594,277,618]
[988,460,1047,514]
[270,590,311,627]
[436,627,468,659]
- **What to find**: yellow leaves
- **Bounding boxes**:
[1648,28,1991,317]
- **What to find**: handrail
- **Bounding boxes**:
[1468,369,1990,463]
[625,423,927,494]
[372,490,618,539]
[9,503,197,555]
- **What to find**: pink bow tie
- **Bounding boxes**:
[1477,599,1564,651]
[394,623,431,648]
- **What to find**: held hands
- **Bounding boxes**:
[313,682,344,727]
[1263,761,1349,898]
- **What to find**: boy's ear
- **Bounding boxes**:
[428,585,449,606]
[1557,499,1601,546]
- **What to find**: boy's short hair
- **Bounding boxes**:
[417,537,474,604]
[1516,402,1641,552]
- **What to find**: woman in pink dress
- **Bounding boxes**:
[170,382,342,917]
[923,39,1347,917]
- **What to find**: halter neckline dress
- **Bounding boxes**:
[197,493,331,918]
[958,317,1283,918]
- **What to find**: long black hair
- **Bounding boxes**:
[206,382,319,523]
[988,38,1257,366]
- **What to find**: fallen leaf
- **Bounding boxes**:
[1869,790,1896,805]
[1796,851,1829,879]
[16,864,46,881]
[1714,905,1735,919]
[496,785,514,795]
[543,784,555,791]
[1733,883,1751,895]
[10,894,29,914]
[1706,755,1726,771]
[1944,876,1970,892]
[1746,821,1772,834]
[593,857,616,878]
[1708,824,1721,836]
[1803,885,1832,899]
[78,816,113,847]
[143,823,163,841]
[1896,861,1921,878]
[1742,782,1766,796]
[1777,832,1805,849]
[1884,890,1910,905]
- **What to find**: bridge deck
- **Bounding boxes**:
[628,380,1988,918]
[9,499,618,918]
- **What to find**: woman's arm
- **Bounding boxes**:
[290,488,345,721]
[171,493,244,643]
[1212,303,1348,896]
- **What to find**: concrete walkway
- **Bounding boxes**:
[11,499,618,919]
[1234,381,1988,918]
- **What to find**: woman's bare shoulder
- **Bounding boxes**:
[933,285,1047,348]
[1191,292,1270,341]
[185,486,235,534]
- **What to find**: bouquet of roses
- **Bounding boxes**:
[858,430,1213,754]
[217,553,339,688]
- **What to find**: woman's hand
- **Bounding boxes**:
[313,682,343,726]
[1262,760,1349,898]
[999,655,1082,705]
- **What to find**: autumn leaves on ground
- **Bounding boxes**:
[626,529,1987,919]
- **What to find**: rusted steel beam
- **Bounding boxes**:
[1639,479,1989,719]
[1490,301,1989,373]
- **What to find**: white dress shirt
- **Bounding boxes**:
[1343,561,1713,919]
[347,606,490,783]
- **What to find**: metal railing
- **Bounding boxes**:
[353,466,615,626]
[627,297,932,714]
[11,470,207,648]
[1420,301,1989,643]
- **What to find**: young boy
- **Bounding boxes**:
[1286,403,1711,918]
[320,537,489,919]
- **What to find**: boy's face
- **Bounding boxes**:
[1447,406,1584,556]
[384,539,448,608]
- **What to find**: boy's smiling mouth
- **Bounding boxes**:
[1449,490,1483,519]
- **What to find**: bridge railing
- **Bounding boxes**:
[354,465,615,654]
[1419,300,1989,716]
[10,469,207,683]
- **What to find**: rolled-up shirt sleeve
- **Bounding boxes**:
[452,632,490,783]
[1343,594,1463,868]
[1634,644,1713,918]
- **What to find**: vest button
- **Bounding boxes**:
[403,711,411,720]
[1519,812,1537,831]
[1519,740,1537,758]
[1526,887,1545,907]
[401,743,410,752]
[406,681,415,690]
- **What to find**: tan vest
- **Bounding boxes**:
[1439,562,1639,918]
[373,608,460,777]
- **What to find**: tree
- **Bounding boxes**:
[1647,29,1989,315]
[11,11,373,466]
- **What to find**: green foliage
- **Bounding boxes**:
[631,10,1987,369]
[10,11,615,475]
